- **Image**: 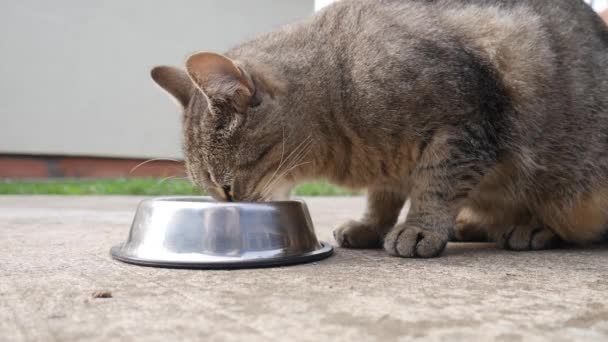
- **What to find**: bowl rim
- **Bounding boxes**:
[144,196,308,206]
[110,241,334,269]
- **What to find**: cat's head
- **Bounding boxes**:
[151,52,309,201]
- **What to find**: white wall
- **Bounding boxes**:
[1,0,603,160]
[315,0,337,11]
[587,0,608,11]
[0,0,313,159]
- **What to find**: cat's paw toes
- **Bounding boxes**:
[333,220,382,249]
[383,225,447,258]
[499,224,561,251]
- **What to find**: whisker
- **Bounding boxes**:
[280,134,311,169]
[261,161,312,199]
[130,158,183,174]
[259,134,311,194]
[259,138,312,196]
[262,127,287,194]
[282,138,313,171]
[261,142,313,199]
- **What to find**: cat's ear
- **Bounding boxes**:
[185,52,254,114]
[150,66,193,108]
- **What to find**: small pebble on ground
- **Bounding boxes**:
[91,290,112,299]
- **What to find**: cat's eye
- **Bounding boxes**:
[249,77,262,108]
[250,100,261,108]
[249,91,262,108]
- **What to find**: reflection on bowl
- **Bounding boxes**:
[111,197,333,269]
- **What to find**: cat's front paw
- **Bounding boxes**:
[333,220,382,249]
[383,224,448,258]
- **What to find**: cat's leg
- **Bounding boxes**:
[453,208,561,249]
[529,188,608,247]
[491,215,563,251]
[486,186,608,250]
[383,200,453,258]
[333,189,406,248]
[453,172,561,249]
[384,129,493,258]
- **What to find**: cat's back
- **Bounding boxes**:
[336,0,608,52]
[319,0,608,153]
[339,0,608,104]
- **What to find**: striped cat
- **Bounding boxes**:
[151,0,608,257]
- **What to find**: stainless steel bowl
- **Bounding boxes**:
[110,197,333,269]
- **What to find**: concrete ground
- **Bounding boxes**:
[1,196,608,341]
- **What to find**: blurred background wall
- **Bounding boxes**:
[0,0,606,179]
[589,0,608,12]
[0,0,314,161]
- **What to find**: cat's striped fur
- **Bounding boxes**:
[151,0,608,257]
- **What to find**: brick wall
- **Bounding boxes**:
[0,155,186,179]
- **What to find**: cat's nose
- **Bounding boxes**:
[222,185,233,201]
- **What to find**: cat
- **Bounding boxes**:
[151,0,608,258]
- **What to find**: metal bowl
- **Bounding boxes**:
[110,196,333,269]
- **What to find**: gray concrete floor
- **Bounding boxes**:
[1,196,608,341]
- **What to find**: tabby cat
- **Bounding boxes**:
[151,0,608,258]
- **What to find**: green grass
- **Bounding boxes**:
[0,178,361,196]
